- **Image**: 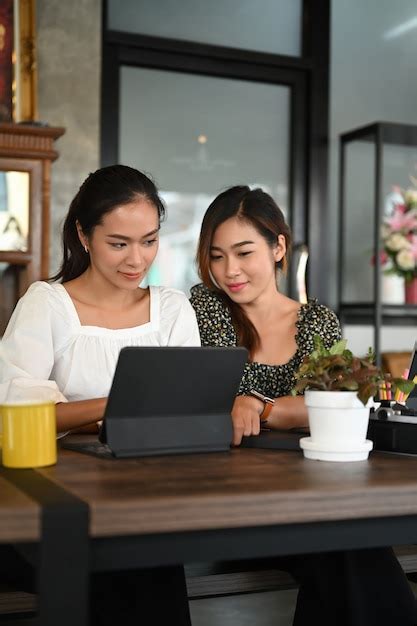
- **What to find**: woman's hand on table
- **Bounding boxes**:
[231,395,264,446]
[231,395,309,445]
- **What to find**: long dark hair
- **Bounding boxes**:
[51,165,165,283]
[196,185,292,355]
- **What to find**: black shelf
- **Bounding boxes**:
[338,121,417,360]
[339,303,417,326]
[341,122,417,147]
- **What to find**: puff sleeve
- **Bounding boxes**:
[0,282,69,404]
[159,287,201,347]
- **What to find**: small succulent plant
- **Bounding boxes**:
[293,335,415,406]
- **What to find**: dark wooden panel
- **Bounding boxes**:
[186,569,296,599]
[0,585,37,615]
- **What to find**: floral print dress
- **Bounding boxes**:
[189,283,341,398]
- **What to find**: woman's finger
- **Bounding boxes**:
[252,413,261,436]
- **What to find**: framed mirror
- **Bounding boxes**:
[0,170,30,251]
[0,124,65,334]
[0,155,41,276]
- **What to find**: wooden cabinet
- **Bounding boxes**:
[0,123,64,333]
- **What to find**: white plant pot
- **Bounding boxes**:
[382,273,405,304]
[300,390,373,462]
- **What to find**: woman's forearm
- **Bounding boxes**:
[56,397,107,432]
[266,395,308,430]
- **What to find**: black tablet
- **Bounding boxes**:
[97,346,248,458]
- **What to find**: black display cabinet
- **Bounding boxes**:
[338,122,417,362]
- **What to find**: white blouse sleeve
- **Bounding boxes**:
[0,282,68,404]
[160,288,201,347]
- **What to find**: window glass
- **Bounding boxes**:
[108,0,301,56]
[330,0,417,305]
[119,67,290,293]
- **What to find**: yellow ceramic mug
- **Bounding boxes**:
[0,401,57,468]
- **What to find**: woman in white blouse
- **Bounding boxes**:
[0,164,200,433]
[0,164,199,626]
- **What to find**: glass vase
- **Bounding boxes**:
[382,273,405,304]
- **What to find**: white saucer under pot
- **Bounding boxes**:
[300,437,373,462]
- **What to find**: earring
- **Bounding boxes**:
[84,244,89,254]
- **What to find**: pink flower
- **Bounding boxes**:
[410,235,417,260]
[371,250,388,266]
[386,209,417,232]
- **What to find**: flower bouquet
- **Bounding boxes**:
[380,186,417,303]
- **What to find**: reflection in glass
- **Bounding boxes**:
[342,140,375,303]
[0,171,29,251]
[120,67,290,294]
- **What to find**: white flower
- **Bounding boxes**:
[381,223,391,239]
[396,249,415,270]
[385,233,410,251]
[405,189,417,205]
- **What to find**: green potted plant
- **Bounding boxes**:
[293,336,414,462]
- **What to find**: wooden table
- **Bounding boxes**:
[3,439,417,625]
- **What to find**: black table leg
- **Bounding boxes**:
[1,468,89,626]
